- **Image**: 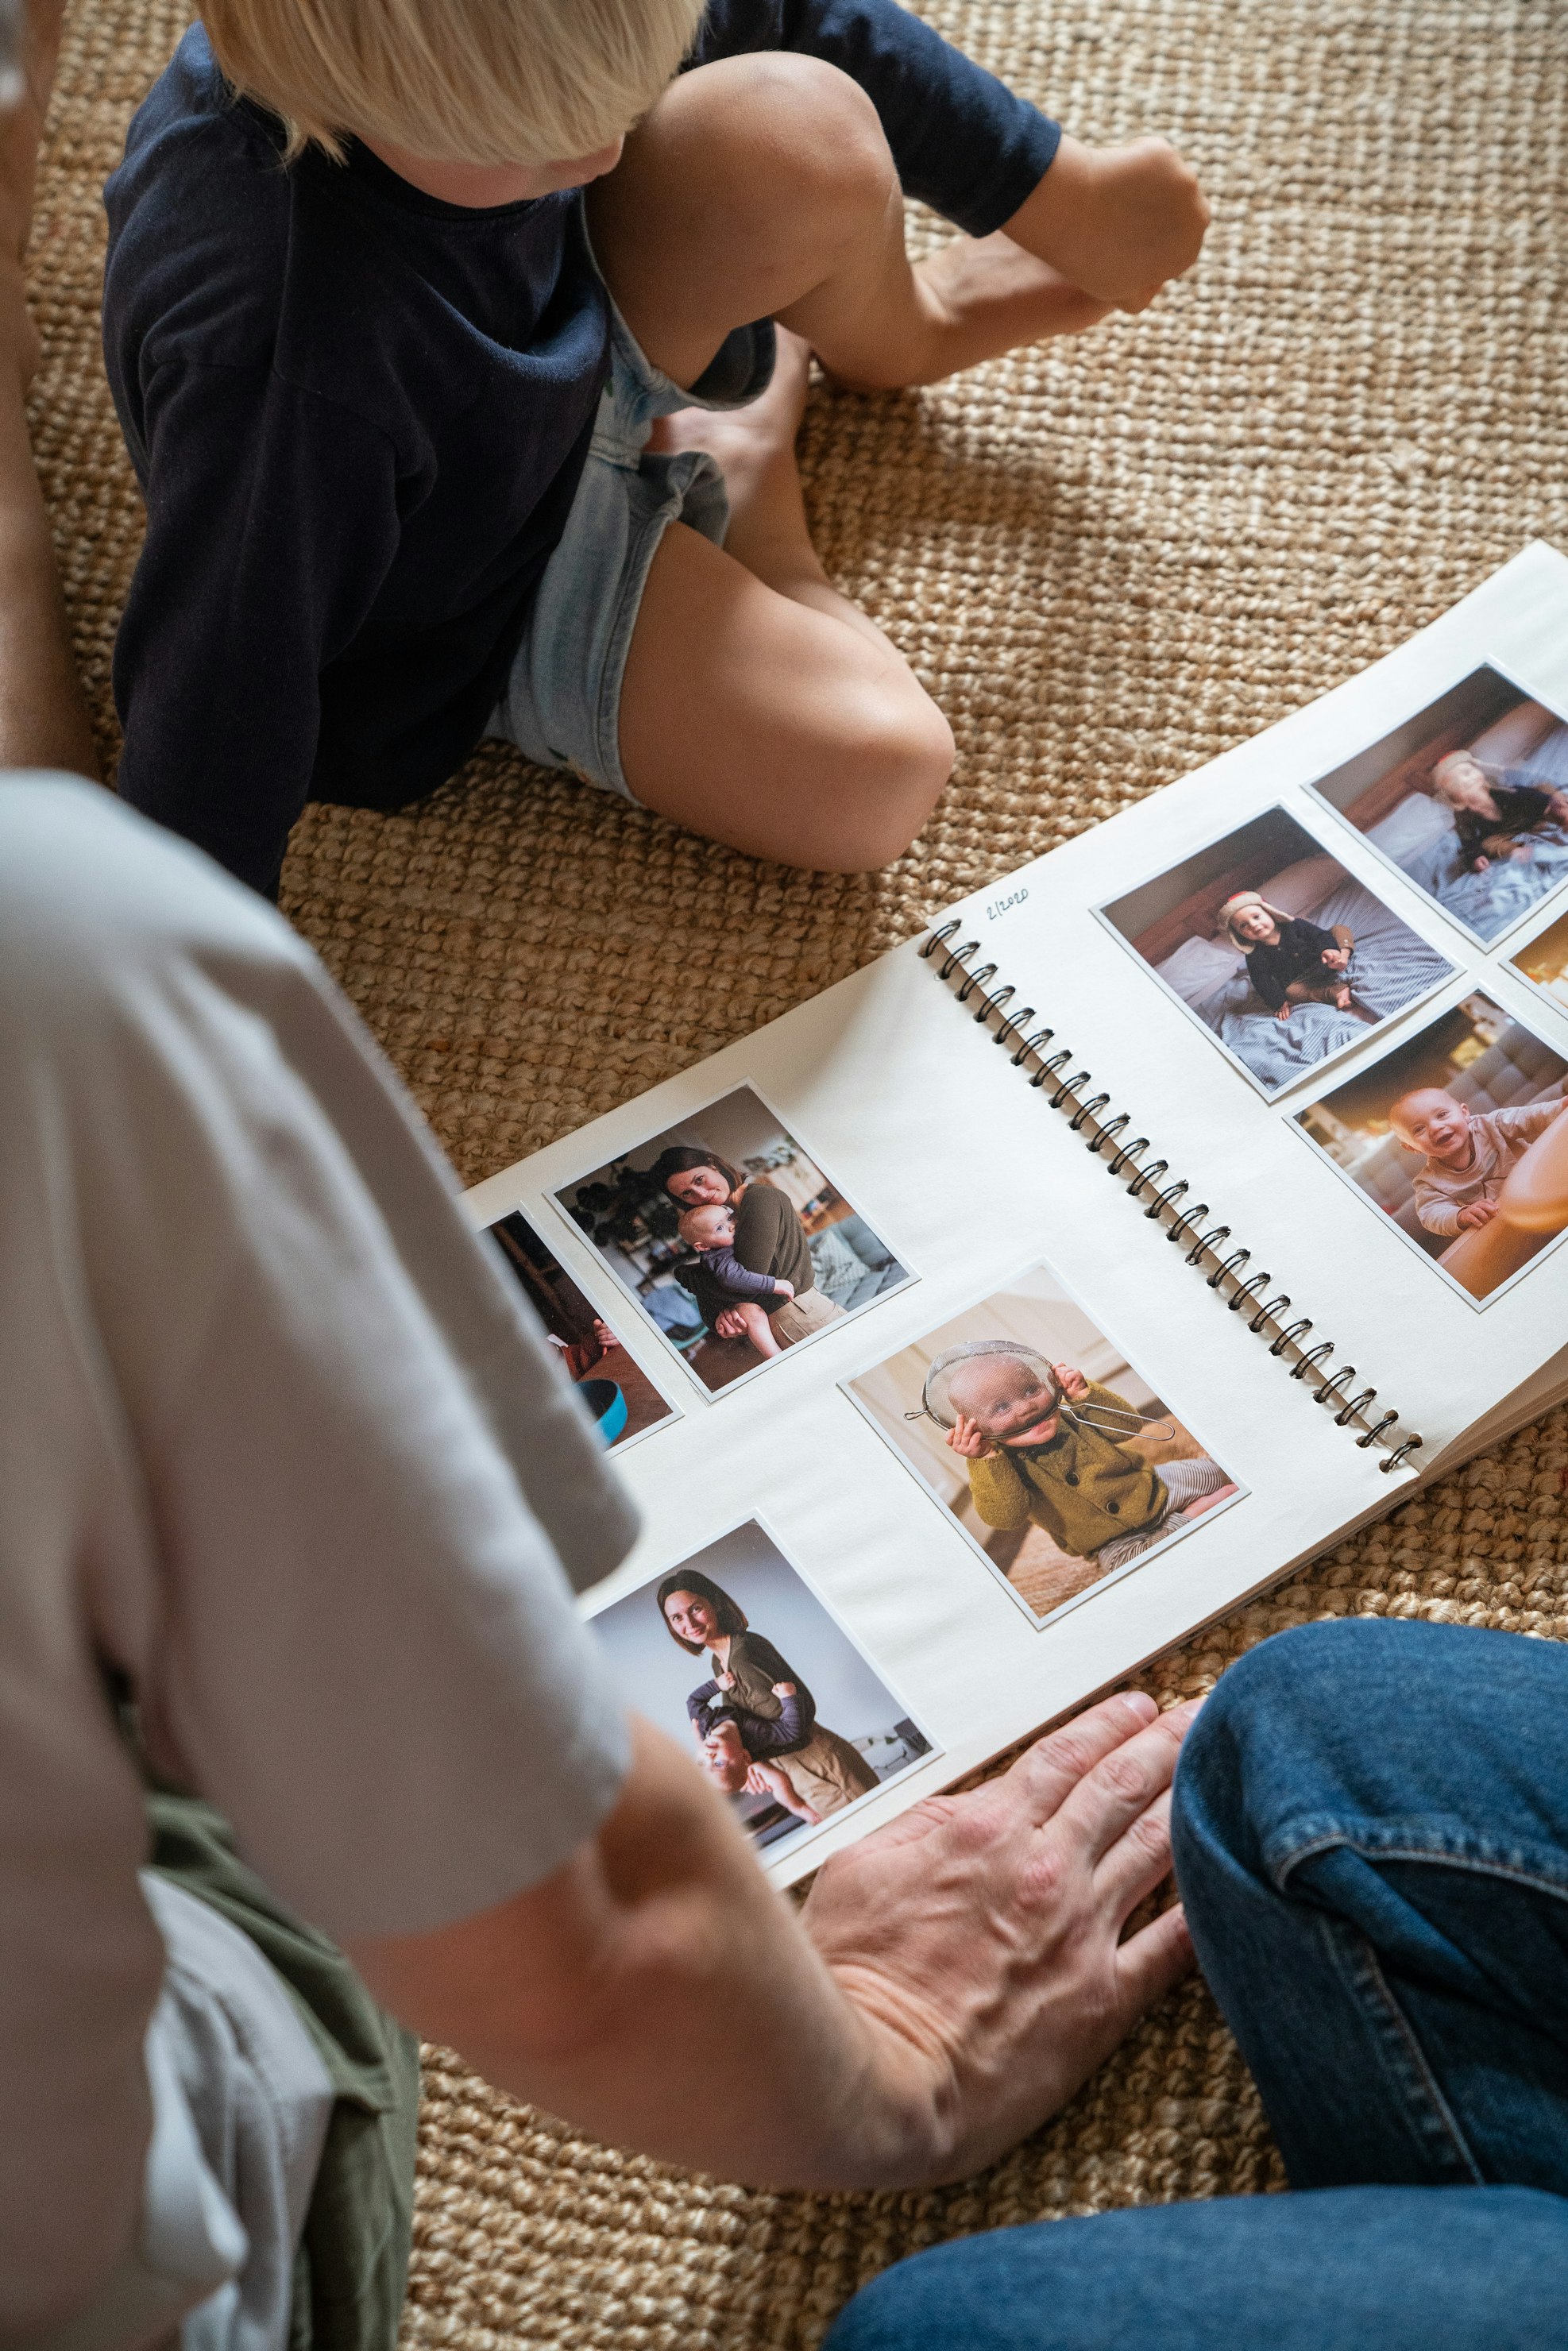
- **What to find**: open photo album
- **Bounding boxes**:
[465,542,1568,1886]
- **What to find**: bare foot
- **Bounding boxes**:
[828,232,1112,394]
[646,322,811,523]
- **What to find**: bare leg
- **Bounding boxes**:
[0,0,98,779]
[730,1301,782,1359]
[588,54,1109,396]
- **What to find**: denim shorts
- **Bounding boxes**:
[487,273,775,802]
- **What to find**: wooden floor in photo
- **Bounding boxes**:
[29,0,1568,2342]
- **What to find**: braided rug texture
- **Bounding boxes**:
[29,0,1568,2341]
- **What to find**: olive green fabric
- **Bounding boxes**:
[966,1384,1168,1557]
[146,1797,419,2351]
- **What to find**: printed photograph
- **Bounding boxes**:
[1307,665,1568,947]
[1293,992,1568,1304]
[590,1519,934,1856]
[1097,806,1454,1098]
[487,1208,678,1450]
[551,1086,912,1394]
[1507,905,1568,1021]
[847,1266,1245,1626]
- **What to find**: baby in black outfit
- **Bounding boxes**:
[1221,891,1354,1023]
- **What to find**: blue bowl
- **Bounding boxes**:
[577,1377,628,1446]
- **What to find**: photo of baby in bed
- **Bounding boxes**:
[589,1519,933,1859]
[1098,806,1456,1098]
[847,1265,1244,1627]
[1294,990,1568,1305]
[1307,664,1568,948]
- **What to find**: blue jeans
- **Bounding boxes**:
[825,1619,1568,2349]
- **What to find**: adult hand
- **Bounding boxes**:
[1457,1200,1497,1230]
[713,1307,748,1338]
[1003,133,1209,312]
[1054,1362,1089,1401]
[801,1692,1199,2182]
[946,1411,998,1460]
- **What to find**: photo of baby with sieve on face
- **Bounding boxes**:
[847,1266,1245,1627]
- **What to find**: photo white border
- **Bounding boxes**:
[1302,654,1568,955]
[483,1203,683,1457]
[1284,982,1568,1317]
[1091,803,1459,1105]
[837,1252,1251,1634]
[1502,901,1568,1036]
[544,1079,921,1405]
[585,1507,944,1872]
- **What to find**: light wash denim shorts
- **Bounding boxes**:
[486,270,775,802]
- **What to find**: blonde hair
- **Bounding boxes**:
[201,0,706,167]
[678,1203,730,1245]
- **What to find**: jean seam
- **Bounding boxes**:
[1317,1909,1486,2186]
[1269,1823,1568,1905]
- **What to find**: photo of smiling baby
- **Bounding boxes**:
[848,1267,1244,1625]
[1294,991,1568,1305]
[589,1519,934,1859]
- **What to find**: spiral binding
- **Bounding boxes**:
[920,920,1424,1475]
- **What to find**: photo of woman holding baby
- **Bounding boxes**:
[554,1086,912,1394]
[649,1145,843,1356]
[657,1569,878,1828]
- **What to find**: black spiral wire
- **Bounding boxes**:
[919,920,1424,1474]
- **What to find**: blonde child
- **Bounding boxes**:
[102,0,1207,898]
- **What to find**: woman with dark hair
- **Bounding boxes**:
[657,1573,876,1820]
[647,1145,844,1351]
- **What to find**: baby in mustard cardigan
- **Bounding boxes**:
[944,1353,1233,1569]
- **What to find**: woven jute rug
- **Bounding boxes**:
[29,0,1568,2341]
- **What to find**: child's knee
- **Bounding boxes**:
[804,679,954,871]
[649,53,895,250]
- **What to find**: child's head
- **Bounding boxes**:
[1431,751,1496,816]
[678,1203,735,1251]
[201,0,704,172]
[700,1720,751,1796]
[1218,892,1281,949]
[1389,1087,1472,1164]
[945,1353,1064,1449]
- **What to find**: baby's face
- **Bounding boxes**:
[1231,903,1276,944]
[1433,752,1494,815]
[1392,1089,1471,1163]
[686,1205,734,1248]
[948,1357,1061,1447]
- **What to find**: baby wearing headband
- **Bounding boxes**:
[944,1351,1233,1575]
[1218,890,1356,1025]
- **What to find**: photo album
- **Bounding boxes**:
[465,542,1568,1886]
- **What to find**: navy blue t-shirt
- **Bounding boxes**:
[102,8,1060,894]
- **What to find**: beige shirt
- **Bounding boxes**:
[0,781,635,2338]
[1411,1099,1565,1235]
